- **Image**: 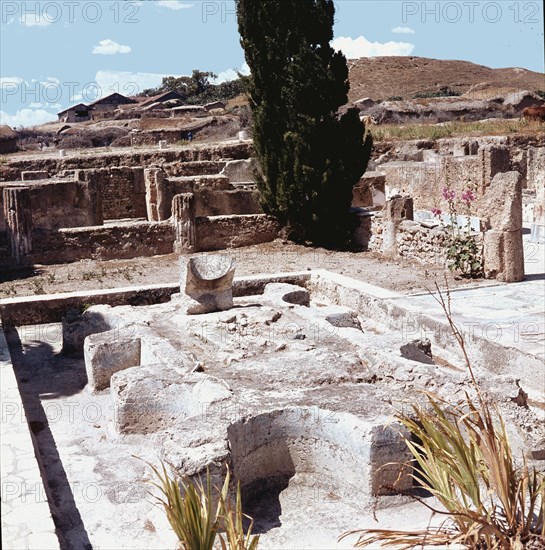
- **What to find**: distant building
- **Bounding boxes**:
[57,103,91,123]
[139,90,184,108]
[204,101,226,112]
[0,125,18,154]
[88,93,137,116]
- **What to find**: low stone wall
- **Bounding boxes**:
[162,160,227,178]
[0,179,102,231]
[357,214,484,268]
[197,214,280,251]
[0,142,253,182]
[0,272,311,327]
[32,221,175,264]
[194,189,261,217]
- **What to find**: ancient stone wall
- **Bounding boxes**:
[79,167,147,220]
[0,179,102,231]
[32,222,175,264]
[197,214,280,251]
[357,214,471,267]
[0,142,253,182]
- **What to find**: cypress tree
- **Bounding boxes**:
[237,0,372,247]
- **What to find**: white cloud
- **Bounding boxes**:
[20,13,51,27]
[0,76,24,89]
[94,70,175,98]
[332,35,415,58]
[0,109,57,128]
[157,1,194,10]
[392,26,415,34]
[212,63,250,85]
[92,39,132,55]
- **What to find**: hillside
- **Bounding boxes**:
[347,56,545,101]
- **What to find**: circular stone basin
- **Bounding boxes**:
[227,407,411,530]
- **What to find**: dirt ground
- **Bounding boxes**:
[0,240,487,299]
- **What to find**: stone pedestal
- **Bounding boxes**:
[172,193,197,254]
[179,254,235,314]
[3,187,33,266]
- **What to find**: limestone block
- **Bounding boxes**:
[483,229,524,283]
[220,159,255,183]
[400,338,434,365]
[478,145,510,190]
[21,171,49,181]
[369,424,413,495]
[84,331,141,391]
[111,366,231,434]
[385,196,413,221]
[352,172,386,208]
[227,409,413,505]
[61,308,112,357]
[480,171,522,232]
[527,147,545,192]
[483,230,504,279]
[179,254,235,314]
[499,229,524,283]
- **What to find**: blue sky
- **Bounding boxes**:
[1,0,544,127]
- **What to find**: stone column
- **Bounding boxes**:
[3,187,33,266]
[381,195,413,256]
[480,171,524,282]
[144,168,170,221]
[172,193,197,254]
[478,145,510,193]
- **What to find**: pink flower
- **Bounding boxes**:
[462,189,476,204]
[442,187,456,201]
[431,208,442,217]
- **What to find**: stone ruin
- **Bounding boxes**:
[352,139,545,282]
[1,136,543,283]
[10,252,526,545]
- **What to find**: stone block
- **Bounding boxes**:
[21,171,49,181]
[179,254,235,314]
[480,171,522,232]
[483,229,524,282]
[385,196,413,221]
[61,308,112,357]
[111,366,231,434]
[84,331,141,391]
[352,172,386,208]
[400,338,434,365]
[369,424,413,495]
[220,159,255,183]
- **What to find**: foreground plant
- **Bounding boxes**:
[340,285,545,549]
[146,461,259,550]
